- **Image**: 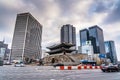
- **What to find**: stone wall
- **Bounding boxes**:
[42,53,88,66]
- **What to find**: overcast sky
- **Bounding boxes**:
[0,0,120,61]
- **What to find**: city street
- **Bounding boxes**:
[0,65,120,80]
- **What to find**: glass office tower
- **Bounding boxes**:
[104,41,118,64]
[11,13,42,61]
[80,25,105,54]
[89,25,105,54]
[61,24,76,45]
[80,29,89,46]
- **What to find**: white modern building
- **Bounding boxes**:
[78,41,94,60]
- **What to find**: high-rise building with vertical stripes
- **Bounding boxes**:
[61,24,76,45]
[11,13,42,61]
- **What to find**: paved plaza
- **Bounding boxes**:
[0,65,120,80]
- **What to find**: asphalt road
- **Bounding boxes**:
[0,65,120,80]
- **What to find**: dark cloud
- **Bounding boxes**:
[0,5,17,31]
[23,0,56,16]
[24,0,45,11]
[90,0,115,13]
[91,1,107,13]
[0,0,53,32]
[104,0,120,24]
[87,0,120,24]
[55,0,78,16]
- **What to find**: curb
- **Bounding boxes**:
[55,66,101,70]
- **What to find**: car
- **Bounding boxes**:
[101,63,120,72]
[118,64,120,67]
[4,62,11,65]
[14,62,25,67]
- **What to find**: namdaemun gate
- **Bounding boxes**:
[46,42,76,55]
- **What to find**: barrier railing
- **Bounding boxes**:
[55,66,102,70]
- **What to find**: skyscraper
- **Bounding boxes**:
[11,13,42,61]
[89,25,105,54]
[80,29,89,46]
[61,24,76,45]
[80,25,105,54]
[0,41,10,59]
[104,41,117,64]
